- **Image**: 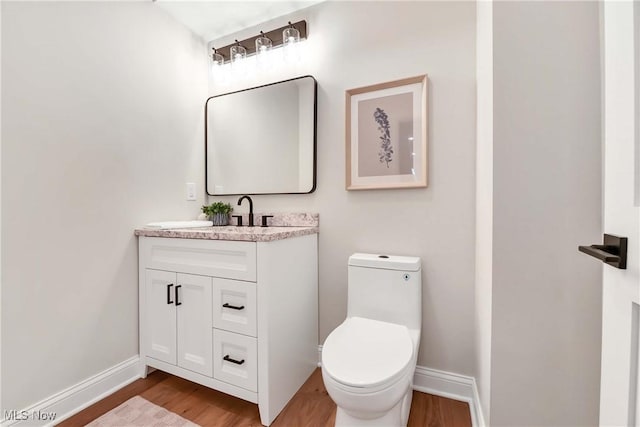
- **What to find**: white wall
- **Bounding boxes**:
[0,0,4,415]
[487,2,602,425]
[1,1,206,411]
[475,0,493,424]
[209,1,477,374]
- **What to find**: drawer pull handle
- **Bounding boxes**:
[223,355,245,365]
[167,284,174,305]
[223,303,245,310]
[175,285,182,306]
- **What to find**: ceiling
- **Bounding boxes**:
[154,1,322,42]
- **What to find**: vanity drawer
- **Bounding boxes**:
[140,237,256,282]
[213,329,257,392]
[213,278,257,337]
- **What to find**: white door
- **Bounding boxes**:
[600,1,640,425]
[146,269,177,365]
[176,273,213,377]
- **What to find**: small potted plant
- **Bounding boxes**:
[201,202,233,226]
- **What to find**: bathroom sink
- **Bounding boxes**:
[143,220,213,229]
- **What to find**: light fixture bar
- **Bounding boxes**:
[215,20,307,63]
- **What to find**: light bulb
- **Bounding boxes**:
[255,32,273,69]
[282,23,301,63]
[282,23,300,47]
[210,48,224,67]
[255,32,272,55]
[230,41,247,66]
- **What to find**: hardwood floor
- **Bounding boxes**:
[57,369,472,427]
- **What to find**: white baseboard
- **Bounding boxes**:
[471,378,486,427]
[317,345,485,427]
[1,356,141,427]
[413,366,484,427]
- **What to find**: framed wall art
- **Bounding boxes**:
[345,75,428,190]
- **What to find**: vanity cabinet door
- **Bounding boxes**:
[176,273,213,377]
[146,269,177,365]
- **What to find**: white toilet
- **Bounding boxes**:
[321,253,421,427]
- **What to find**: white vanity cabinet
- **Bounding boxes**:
[138,233,318,426]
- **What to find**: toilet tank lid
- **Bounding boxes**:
[349,253,421,271]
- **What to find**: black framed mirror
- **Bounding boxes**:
[205,75,317,195]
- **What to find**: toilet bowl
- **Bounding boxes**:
[322,317,420,425]
[321,254,422,427]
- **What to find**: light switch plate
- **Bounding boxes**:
[186,183,196,201]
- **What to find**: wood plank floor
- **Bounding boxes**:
[57,369,471,427]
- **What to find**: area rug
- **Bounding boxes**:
[85,395,199,427]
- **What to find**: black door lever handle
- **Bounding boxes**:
[578,245,619,262]
[578,234,627,269]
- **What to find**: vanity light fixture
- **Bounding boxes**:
[282,21,301,62]
[282,21,300,47]
[255,31,272,55]
[210,47,229,82]
[230,40,247,64]
[210,20,307,66]
[210,47,224,68]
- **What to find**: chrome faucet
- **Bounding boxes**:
[237,195,254,227]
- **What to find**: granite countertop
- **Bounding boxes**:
[134,213,319,242]
[134,225,318,242]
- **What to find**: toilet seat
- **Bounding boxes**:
[322,317,413,391]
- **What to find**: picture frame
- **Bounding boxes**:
[345,75,428,190]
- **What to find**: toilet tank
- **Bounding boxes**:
[347,253,422,330]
